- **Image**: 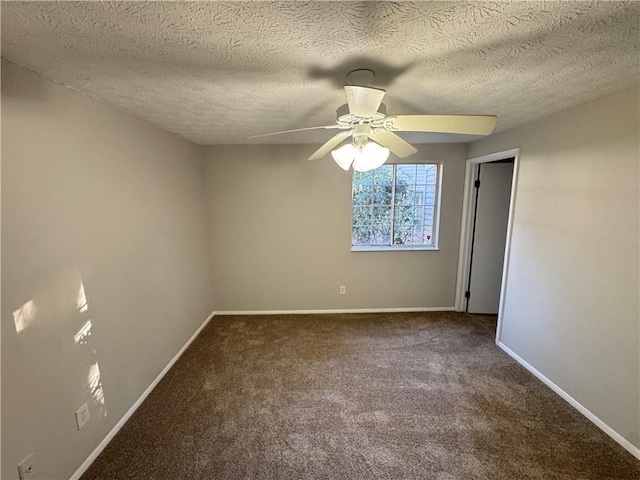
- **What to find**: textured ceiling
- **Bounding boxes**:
[2,1,639,145]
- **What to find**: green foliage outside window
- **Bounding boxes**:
[352,164,438,247]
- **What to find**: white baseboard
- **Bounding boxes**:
[69,310,215,480]
[497,341,640,461]
[214,307,455,315]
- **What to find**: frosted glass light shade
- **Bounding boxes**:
[331,141,390,172]
[352,142,390,172]
[331,143,356,170]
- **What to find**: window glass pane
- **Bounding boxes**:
[352,225,373,245]
[414,189,424,205]
[395,185,415,206]
[372,206,392,225]
[372,185,392,205]
[373,165,393,185]
[416,164,438,184]
[415,164,428,184]
[394,205,417,227]
[352,163,440,248]
[423,224,434,245]
[372,222,392,245]
[352,183,373,205]
[353,170,372,185]
[414,185,436,205]
[426,165,437,184]
[371,207,392,245]
[409,226,425,245]
[352,206,372,225]
[393,226,411,245]
[421,204,435,225]
[396,164,416,184]
[394,225,423,245]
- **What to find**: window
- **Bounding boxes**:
[351,163,441,250]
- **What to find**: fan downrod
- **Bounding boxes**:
[346,69,375,87]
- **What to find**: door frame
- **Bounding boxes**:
[454,148,520,344]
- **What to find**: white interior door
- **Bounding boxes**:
[467,161,514,314]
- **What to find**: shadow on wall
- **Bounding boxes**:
[1,59,52,100]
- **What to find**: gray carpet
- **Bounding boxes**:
[81,312,639,479]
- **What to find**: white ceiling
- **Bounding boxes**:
[2,1,639,145]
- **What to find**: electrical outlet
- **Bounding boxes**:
[75,403,90,430]
[339,285,346,295]
[17,453,35,480]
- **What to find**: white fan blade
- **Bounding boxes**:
[369,130,417,158]
[308,131,352,161]
[385,115,497,135]
[249,125,340,139]
[344,85,386,118]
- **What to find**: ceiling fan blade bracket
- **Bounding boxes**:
[382,117,400,131]
[337,103,387,124]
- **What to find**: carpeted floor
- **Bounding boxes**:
[81,312,639,479]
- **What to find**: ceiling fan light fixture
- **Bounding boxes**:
[252,71,497,166]
[331,143,356,170]
[352,141,390,172]
[332,141,390,172]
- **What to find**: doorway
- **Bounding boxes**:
[455,148,520,342]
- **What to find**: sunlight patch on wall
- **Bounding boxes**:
[77,281,88,313]
[88,361,106,409]
[72,277,108,418]
[74,320,93,344]
[13,299,38,333]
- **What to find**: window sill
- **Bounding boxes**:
[351,246,440,252]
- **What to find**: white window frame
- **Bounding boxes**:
[351,163,443,252]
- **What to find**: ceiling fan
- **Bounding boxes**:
[251,70,497,172]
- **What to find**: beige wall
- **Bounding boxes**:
[1,60,214,479]
[469,86,640,450]
[5,52,636,479]
[204,143,467,312]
